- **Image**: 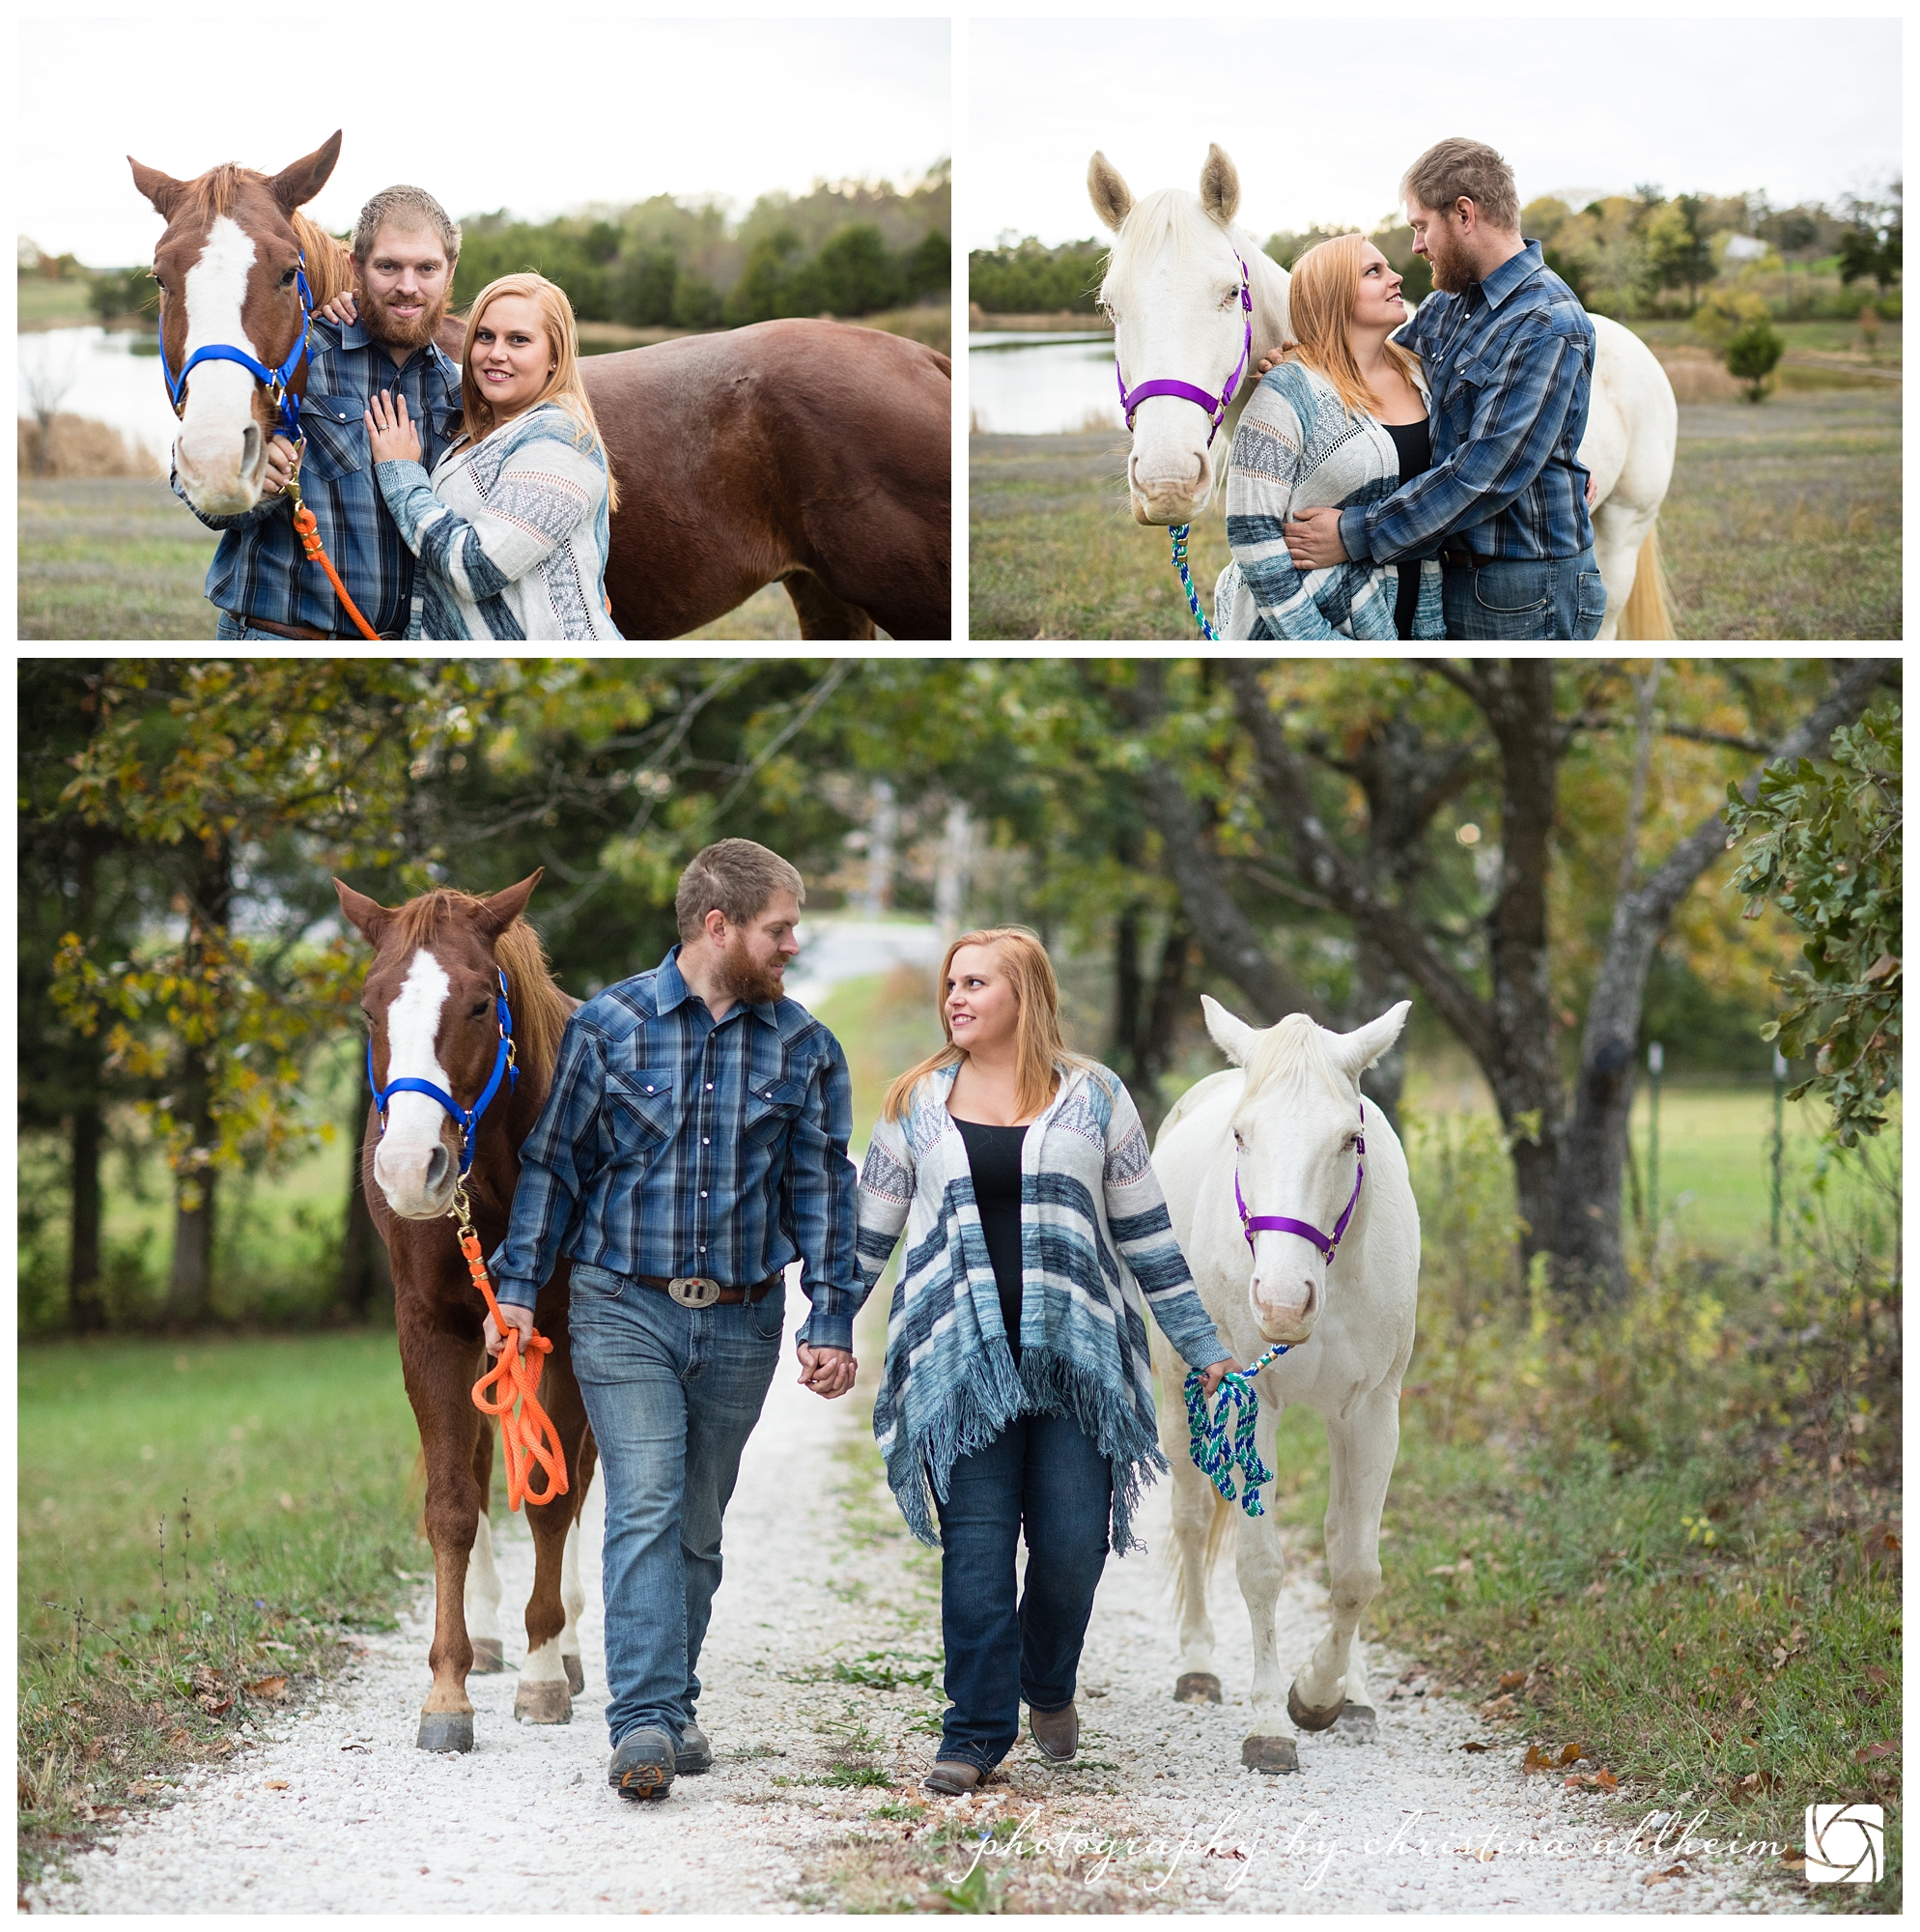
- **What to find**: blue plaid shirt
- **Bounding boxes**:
[174,317,465,637]
[491,948,863,1350]
[1338,242,1596,566]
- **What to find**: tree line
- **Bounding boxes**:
[20,658,1898,1338]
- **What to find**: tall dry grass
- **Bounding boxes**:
[18,413,164,479]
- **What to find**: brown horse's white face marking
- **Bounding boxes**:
[129,132,342,515]
[374,949,462,1218]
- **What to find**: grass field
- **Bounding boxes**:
[17,1332,426,1873]
[968,388,1901,640]
[17,479,829,641]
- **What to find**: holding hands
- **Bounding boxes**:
[796,1342,857,1400]
[366,389,421,465]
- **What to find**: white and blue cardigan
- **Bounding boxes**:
[1215,358,1444,640]
[855,1060,1229,1553]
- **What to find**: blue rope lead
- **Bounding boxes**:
[1183,1343,1288,1516]
[1170,524,1216,639]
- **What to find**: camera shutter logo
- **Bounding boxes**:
[1804,1804,1884,1884]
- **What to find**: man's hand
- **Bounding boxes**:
[796,1342,857,1400]
[1586,475,1599,508]
[1197,1358,1249,1401]
[1282,505,1349,570]
[260,434,299,497]
[484,1301,535,1358]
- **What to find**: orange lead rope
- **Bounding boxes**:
[449,1185,569,1512]
[283,460,382,643]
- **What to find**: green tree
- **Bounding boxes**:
[1725,701,1902,1145]
[1724,316,1785,401]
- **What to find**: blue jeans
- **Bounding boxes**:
[1442,547,1605,639]
[567,1264,785,1747]
[932,1411,1113,1772]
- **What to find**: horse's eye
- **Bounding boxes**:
[469,1002,488,1018]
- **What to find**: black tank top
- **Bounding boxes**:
[954,1117,1028,1361]
[1383,415,1433,640]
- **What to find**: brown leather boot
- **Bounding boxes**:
[923,1759,985,1795]
[1029,1702,1079,1761]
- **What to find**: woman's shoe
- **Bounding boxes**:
[923,1759,985,1795]
[1029,1702,1079,1761]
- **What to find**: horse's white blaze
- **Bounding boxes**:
[465,1511,503,1643]
[560,1521,584,1659]
[173,215,268,514]
[1155,1000,1419,1751]
[371,949,457,1215]
[521,1634,568,1685]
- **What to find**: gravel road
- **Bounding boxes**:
[26,1278,1794,1914]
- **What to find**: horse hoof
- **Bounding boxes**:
[515,1681,573,1725]
[1240,1735,1299,1775]
[1287,1683,1345,1733]
[1336,1703,1378,1743]
[563,1654,585,1696]
[470,1638,506,1674]
[1174,1672,1223,1705]
[416,1712,474,1753]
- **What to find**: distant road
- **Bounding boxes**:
[783,918,943,1012]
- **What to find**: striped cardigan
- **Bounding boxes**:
[375,402,624,641]
[855,1060,1230,1553]
[1214,358,1444,640]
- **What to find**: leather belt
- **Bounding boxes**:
[1437,548,1494,570]
[224,611,398,641]
[635,1273,782,1309]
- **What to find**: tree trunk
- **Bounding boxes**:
[338,1085,393,1323]
[1556,658,1895,1303]
[1111,903,1192,1137]
[166,838,233,1327]
[69,1102,106,1331]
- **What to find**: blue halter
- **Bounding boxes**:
[158,252,314,442]
[367,967,519,1178]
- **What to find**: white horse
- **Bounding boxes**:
[1087,144,1679,640]
[1150,997,1420,1774]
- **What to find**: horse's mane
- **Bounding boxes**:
[164,165,353,308]
[289,209,354,307]
[1103,186,1251,305]
[1240,1013,1349,1107]
[384,890,572,1101]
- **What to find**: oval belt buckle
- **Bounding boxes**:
[668,1275,722,1308]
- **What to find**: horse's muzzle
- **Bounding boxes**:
[1251,1272,1317,1346]
[175,420,268,517]
[1128,448,1212,526]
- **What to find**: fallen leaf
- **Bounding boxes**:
[1480,1694,1518,1720]
[1732,1770,1780,1800]
[1864,1666,1890,1690]
[1644,1862,1688,1886]
[194,1693,234,1718]
[1737,1692,1756,1714]
[1205,1847,1248,1861]
[245,1675,289,1702]
[1558,1742,1584,1766]
[1778,1851,1806,1870]
[1461,1740,1494,1753]
[1499,1670,1528,1692]
[1476,1847,1498,1862]
[1596,1767,1619,1793]
[1853,1741,1900,1763]
[1428,1563,1458,1577]
[1523,1745,1549,1773]
[264,1779,289,1790]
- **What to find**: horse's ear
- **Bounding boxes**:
[1333,1001,1412,1079]
[1087,151,1134,232]
[267,130,343,213]
[128,156,187,221]
[1201,994,1261,1067]
[333,877,392,946]
[1200,144,1241,226]
[474,868,543,940]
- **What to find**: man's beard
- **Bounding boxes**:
[715,947,786,1008]
[361,284,449,351]
[1425,226,1474,296]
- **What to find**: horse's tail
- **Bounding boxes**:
[1616,524,1676,640]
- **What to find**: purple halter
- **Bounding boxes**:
[1234,1105,1366,1263]
[1115,249,1254,445]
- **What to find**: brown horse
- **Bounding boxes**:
[129,130,950,639]
[335,870,598,1753]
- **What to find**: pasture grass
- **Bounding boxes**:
[969,389,1901,641]
[17,280,105,328]
[809,965,946,1149]
[16,1331,426,1884]
[18,478,223,640]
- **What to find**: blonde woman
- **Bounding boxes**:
[342,271,623,639]
[856,928,1242,1795]
[1216,233,1443,640]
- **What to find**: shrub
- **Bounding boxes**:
[1691,285,1771,346]
[1724,317,1785,401]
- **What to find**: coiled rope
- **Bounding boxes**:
[1182,1343,1289,1516]
[1169,524,1217,640]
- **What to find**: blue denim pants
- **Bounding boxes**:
[1442,547,1606,640]
[932,1411,1114,1772]
[567,1264,785,1747]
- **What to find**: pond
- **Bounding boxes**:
[17,327,186,467]
[969,330,1125,436]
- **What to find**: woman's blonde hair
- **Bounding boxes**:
[458,271,620,512]
[881,927,1091,1123]
[1279,232,1424,421]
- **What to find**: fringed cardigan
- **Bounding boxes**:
[855,1061,1230,1554]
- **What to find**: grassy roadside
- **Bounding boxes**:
[17,1333,426,1890]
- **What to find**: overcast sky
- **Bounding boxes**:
[969,15,1901,248]
[18,15,950,266]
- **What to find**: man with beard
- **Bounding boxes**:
[1280,137,1604,640]
[176,185,466,639]
[486,838,861,1803]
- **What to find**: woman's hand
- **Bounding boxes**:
[1197,1357,1249,1400]
[365,389,421,465]
[796,1342,857,1399]
[316,289,359,327]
